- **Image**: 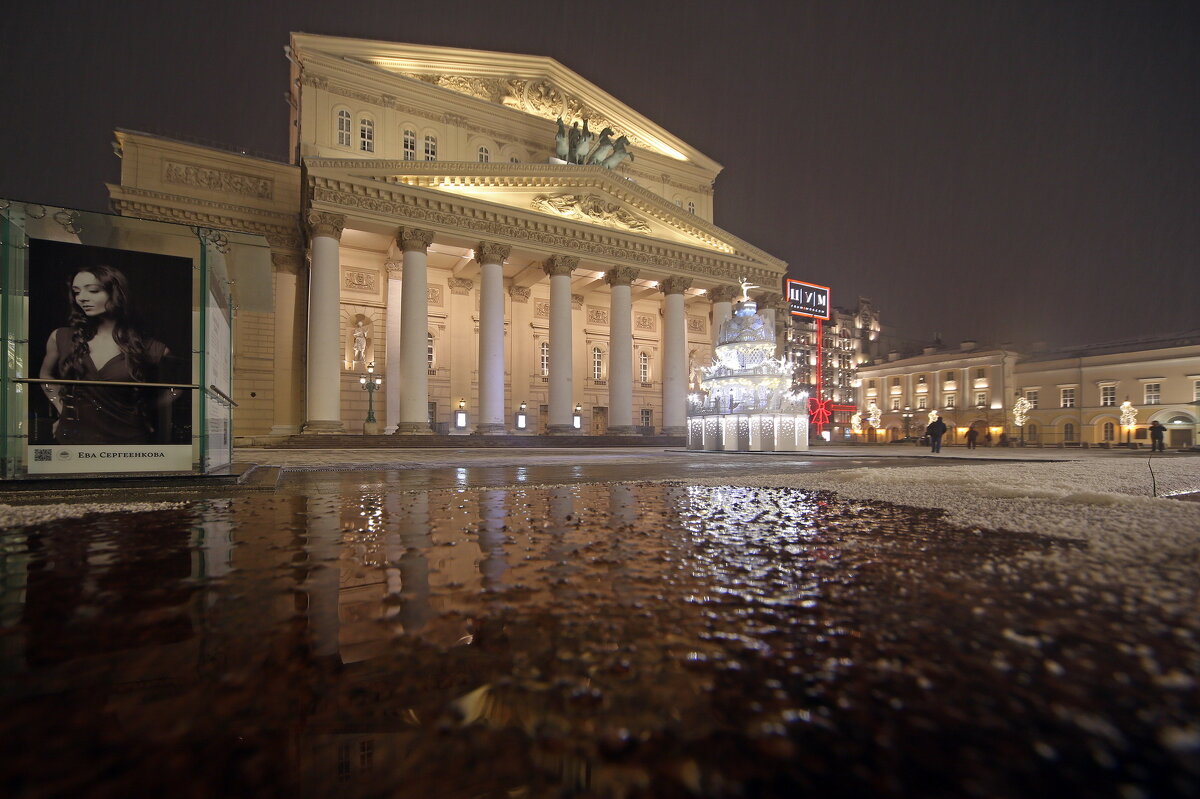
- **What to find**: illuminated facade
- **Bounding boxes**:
[855,332,1200,447]
[106,34,787,440]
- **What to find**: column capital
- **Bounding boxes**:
[509,285,531,303]
[306,211,345,240]
[476,241,512,265]
[659,276,693,295]
[605,266,640,287]
[753,290,783,306]
[398,227,435,253]
[707,284,740,304]
[542,254,579,277]
[271,250,304,275]
[385,259,403,277]
[448,277,474,295]
[572,293,584,310]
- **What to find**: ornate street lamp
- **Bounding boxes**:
[515,400,528,431]
[454,398,469,430]
[901,404,913,439]
[573,403,583,430]
[359,362,382,434]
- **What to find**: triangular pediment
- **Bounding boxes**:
[304,158,782,269]
[290,33,720,172]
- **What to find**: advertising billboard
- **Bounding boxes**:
[25,238,194,474]
[786,279,831,320]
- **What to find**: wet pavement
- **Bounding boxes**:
[1,464,1198,798]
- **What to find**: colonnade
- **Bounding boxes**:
[302,212,710,435]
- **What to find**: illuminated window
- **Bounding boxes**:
[945,394,955,409]
[1026,390,1039,408]
[539,341,549,376]
[891,398,900,410]
[1060,388,1075,408]
[337,110,351,147]
[403,129,416,160]
[1100,385,1116,406]
[424,134,437,160]
[1103,421,1115,441]
[592,347,604,380]
[975,391,987,407]
[1144,383,1161,405]
[359,118,374,152]
[477,146,490,163]
[639,351,650,383]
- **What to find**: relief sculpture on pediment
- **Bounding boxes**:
[531,193,651,233]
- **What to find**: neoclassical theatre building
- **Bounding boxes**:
[107,34,788,439]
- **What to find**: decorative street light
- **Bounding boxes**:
[515,400,528,431]
[901,404,913,439]
[454,398,469,430]
[573,403,583,430]
[359,362,382,434]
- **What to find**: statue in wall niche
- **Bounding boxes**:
[352,320,369,363]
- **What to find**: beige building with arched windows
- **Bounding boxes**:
[107,34,787,440]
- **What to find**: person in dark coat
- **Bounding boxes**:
[965,427,979,450]
[926,416,948,453]
[1149,421,1167,452]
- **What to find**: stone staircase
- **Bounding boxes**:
[255,433,686,449]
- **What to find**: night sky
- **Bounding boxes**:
[2,1,1196,349]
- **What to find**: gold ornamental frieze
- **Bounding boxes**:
[531,193,652,233]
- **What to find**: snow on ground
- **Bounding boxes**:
[0,502,188,529]
[686,458,1200,622]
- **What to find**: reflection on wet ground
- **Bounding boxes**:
[1,473,1198,798]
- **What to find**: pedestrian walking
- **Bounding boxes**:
[984,430,993,447]
[1149,421,1166,452]
[965,427,978,450]
[926,416,948,453]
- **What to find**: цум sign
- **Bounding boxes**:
[786,279,831,320]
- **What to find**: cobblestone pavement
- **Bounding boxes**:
[0,448,1196,797]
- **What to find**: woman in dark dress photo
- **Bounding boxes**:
[38,265,179,445]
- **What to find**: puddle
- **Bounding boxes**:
[0,480,1196,798]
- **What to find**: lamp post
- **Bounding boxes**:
[515,400,528,431]
[573,403,583,431]
[454,398,468,430]
[359,362,382,434]
[901,404,913,440]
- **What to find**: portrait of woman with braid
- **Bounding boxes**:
[38,264,179,444]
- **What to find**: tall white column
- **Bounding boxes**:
[394,227,435,434]
[476,242,511,434]
[660,276,692,436]
[544,254,578,434]
[708,284,739,347]
[605,266,639,435]
[384,259,403,433]
[269,250,304,435]
[303,212,345,433]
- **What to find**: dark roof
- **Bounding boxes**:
[1024,329,1200,362]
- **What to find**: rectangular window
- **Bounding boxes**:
[1100,385,1116,406]
[1144,383,1161,405]
[1194,380,1200,402]
[359,740,373,770]
[1061,388,1076,408]
[641,409,653,427]
[403,130,416,160]
[424,134,437,160]
[359,119,374,153]
[975,392,988,407]
[1026,390,1038,408]
[945,394,955,409]
[338,743,352,782]
[337,111,352,146]
[891,398,900,410]
[917,397,927,410]
[976,368,986,379]
[868,379,876,389]
[917,374,926,384]
[891,377,900,387]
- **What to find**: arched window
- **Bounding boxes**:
[477,146,490,163]
[1063,422,1076,442]
[403,129,416,160]
[539,341,550,376]
[510,156,520,163]
[426,332,435,370]
[1103,421,1115,441]
[639,351,650,383]
[687,201,696,214]
[359,117,374,152]
[336,110,352,147]
[592,347,604,380]
[424,134,437,161]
